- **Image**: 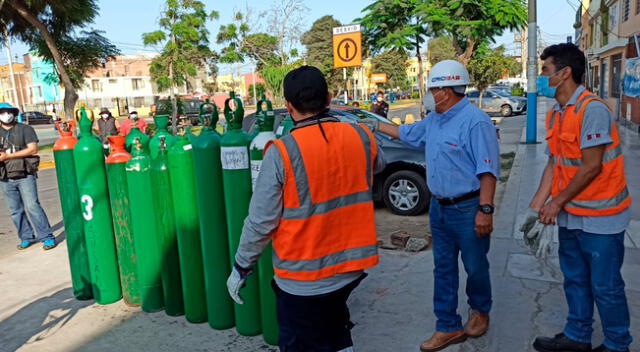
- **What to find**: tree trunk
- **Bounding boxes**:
[451,36,476,66]
[478,88,484,109]
[8,0,78,121]
[415,36,425,117]
[170,32,177,133]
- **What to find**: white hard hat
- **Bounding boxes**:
[427,60,471,88]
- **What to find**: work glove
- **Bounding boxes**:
[523,220,544,247]
[226,263,252,304]
[359,118,379,133]
[519,207,539,235]
[535,225,554,259]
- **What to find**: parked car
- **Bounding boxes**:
[466,89,526,117]
[22,111,53,125]
[243,106,430,216]
[152,98,203,125]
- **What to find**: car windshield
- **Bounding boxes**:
[344,109,393,124]
[492,89,511,97]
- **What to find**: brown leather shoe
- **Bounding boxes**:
[464,310,489,338]
[420,330,467,352]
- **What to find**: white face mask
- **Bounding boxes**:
[101,114,109,119]
[423,91,436,112]
[130,114,138,120]
[376,96,383,102]
[0,112,15,124]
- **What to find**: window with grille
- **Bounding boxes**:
[623,0,630,21]
[637,0,640,14]
[133,97,145,107]
[91,80,102,92]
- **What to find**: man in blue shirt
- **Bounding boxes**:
[361,60,500,352]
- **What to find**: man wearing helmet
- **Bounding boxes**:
[0,103,56,251]
[361,60,500,352]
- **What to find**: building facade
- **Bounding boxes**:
[22,53,62,114]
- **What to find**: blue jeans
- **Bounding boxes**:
[429,196,492,332]
[559,227,632,350]
[0,175,53,243]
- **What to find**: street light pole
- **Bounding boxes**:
[526,0,538,143]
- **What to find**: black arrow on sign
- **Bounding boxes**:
[344,43,351,59]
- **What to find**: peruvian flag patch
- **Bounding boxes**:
[586,133,601,140]
[484,159,492,164]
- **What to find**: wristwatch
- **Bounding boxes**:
[478,204,495,214]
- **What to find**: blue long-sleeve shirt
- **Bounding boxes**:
[398,97,500,198]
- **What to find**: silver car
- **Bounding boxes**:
[466,89,526,117]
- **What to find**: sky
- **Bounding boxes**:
[2,0,579,73]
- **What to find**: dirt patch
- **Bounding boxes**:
[374,206,430,250]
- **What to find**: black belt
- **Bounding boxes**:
[435,190,480,205]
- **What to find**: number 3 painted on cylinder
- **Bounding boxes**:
[81,195,94,221]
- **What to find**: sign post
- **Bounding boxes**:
[333,24,362,105]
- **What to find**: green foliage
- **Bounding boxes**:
[357,0,428,55]
[248,82,266,99]
[370,49,410,90]
[417,0,527,63]
[427,36,457,66]
[217,11,281,69]
[301,15,351,94]
[143,0,217,92]
[467,45,519,105]
[260,64,296,105]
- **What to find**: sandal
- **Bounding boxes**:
[17,240,33,250]
[43,239,57,250]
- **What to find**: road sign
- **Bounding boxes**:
[333,24,362,69]
[371,73,388,84]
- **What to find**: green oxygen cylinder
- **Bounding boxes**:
[149,115,176,160]
[249,96,279,345]
[248,98,265,140]
[105,135,140,307]
[168,131,208,323]
[221,92,262,336]
[191,101,235,329]
[151,136,184,316]
[275,114,294,138]
[125,126,149,152]
[73,107,122,305]
[53,119,93,300]
[126,138,164,312]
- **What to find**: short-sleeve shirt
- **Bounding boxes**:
[546,85,630,234]
[398,97,500,198]
[0,123,39,153]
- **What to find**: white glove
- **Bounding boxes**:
[226,264,251,304]
[524,220,544,247]
[519,207,539,234]
[359,118,379,133]
[535,225,554,259]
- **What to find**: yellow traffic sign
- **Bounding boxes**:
[333,24,362,69]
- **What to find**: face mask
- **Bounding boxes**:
[130,114,138,120]
[537,70,564,99]
[423,91,436,112]
[431,89,449,113]
[101,114,109,119]
[376,97,383,102]
[0,112,15,124]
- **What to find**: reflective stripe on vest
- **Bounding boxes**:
[559,144,623,166]
[279,124,373,220]
[273,243,378,272]
[567,186,629,210]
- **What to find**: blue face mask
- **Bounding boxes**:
[537,70,563,98]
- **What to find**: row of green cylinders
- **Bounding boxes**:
[52,93,284,345]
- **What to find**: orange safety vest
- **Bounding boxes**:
[545,89,630,216]
[266,121,379,281]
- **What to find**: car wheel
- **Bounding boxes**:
[382,170,430,216]
[500,104,513,117]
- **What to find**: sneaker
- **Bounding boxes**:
[17,240,33,250]
[593,345,629,352]
[533,333,591,352]
[43,239,57,250]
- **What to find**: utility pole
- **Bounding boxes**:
[343,68,348,104]
[251,63,257,106]
[526,0,538,144]
[3,35,22,111]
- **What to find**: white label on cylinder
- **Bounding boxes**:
[183,144,193,151]
[221,146,249,170]
[251,160,262,190]
[276,126,284,135]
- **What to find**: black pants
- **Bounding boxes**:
[272,273,367,352]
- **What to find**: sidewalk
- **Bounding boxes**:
[0,100,638,351]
